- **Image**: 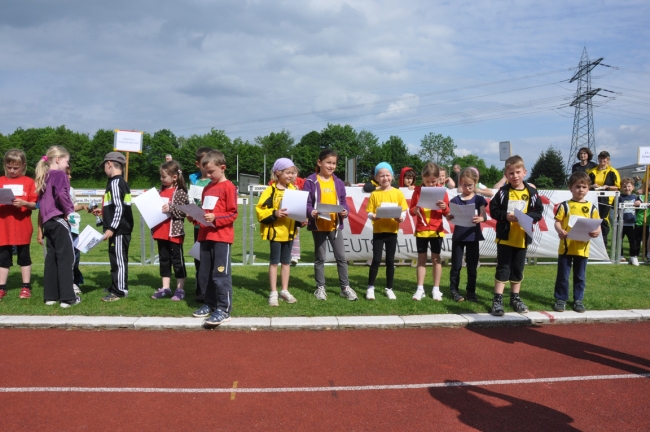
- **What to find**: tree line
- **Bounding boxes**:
[0,124,566,189]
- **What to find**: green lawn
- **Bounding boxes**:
[0,207,647,317]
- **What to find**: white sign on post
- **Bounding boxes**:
[114,130,143,153]
[499,141,511,161]
[638,147,650,165]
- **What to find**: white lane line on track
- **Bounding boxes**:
[1,373,649,394]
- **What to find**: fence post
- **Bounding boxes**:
[610,192,620,263]
[241,197,247,265]
[140,216,146,265]
[249,187,255,264]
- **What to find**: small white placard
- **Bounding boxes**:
[508,200,526,213]
[188,185,204,201]
[74,225,104,254]
[499,141,511,161]
[638,147,650,165]
[202,196,218,210]
[3,184,23,197]
[113,130,143,153]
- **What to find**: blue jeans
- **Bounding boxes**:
[554,255,587,301]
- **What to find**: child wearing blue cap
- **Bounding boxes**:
[365,162,408,300]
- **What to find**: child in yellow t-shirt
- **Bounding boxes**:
[553,171,601,313]
[365,162,408,300]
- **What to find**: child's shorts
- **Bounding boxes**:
[0,245,31,268]
[270,240,293,265]
[416,237,443,254]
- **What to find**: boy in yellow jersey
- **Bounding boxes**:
[553,172,601,313]
[488,155,543,316]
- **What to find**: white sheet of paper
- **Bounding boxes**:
[188,185,204,201]
[375,202,403,219]
[0,188,15,205]
[449,203,476,227]
[202,196,218,210]
[178,204,215,227]
[188,241,201,261]
[417,187,447,209]
[514,208,539,245]
[74,225,104,254]
[280,189,309,222]
[3,184,23,197]
[567,217,603,242]
[133,188,169,229]
[316,203,344,213]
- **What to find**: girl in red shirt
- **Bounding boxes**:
[151,161,190,301]
[0,149,38,300]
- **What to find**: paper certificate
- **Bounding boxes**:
[74,225,104,254]
[417,187,447,209]
[567,217,603,242]
[316,203,344,214]
[178,204,215,227]
[0,188,15,205]
[514,208,539,245]
[188,185,204,201]
[188,241,201,261]
[448,203,476,227]
[375,203,403,219]
[133,188,169,229]
[280,189,309,222]
[3,184,23,197]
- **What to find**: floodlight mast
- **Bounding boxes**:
[566,48,603,179]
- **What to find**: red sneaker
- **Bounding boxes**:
[19,288,31,299]
[0,289,6,300]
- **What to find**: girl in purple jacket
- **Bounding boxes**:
[304,149,357,301]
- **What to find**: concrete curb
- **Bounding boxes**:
[0,309,648,331]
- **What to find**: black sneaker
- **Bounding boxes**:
[204,309,231,327]
[510,293,529,313]
[193,304,214,318]
[466,292,478,303]
[573,300,586,313]
[490,294,504,316]
[451,291,464,302]
[553,299,566,312]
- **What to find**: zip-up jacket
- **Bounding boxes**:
[303,173,349,231]
[489,182,543,246]
[101,174,133,236]
[256,183,298,242]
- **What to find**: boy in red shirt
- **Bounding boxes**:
[191,150,238,327]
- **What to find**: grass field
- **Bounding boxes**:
[0,206,647,317]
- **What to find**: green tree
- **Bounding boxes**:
[528,146,566,188]
[451,154,503,187]
[319,123,358,177]
[381,136,413,181]
[255,129,295,166]
[355,130,381,182]
[419,133,456,167]
[292,131,322,176]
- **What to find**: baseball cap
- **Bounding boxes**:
[100,152,126,167]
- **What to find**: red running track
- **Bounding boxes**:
[1,322,650,431]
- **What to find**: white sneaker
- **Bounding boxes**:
[60,296,81,308]
[432,289,443,301]
[385,288,397,300]
[412,289,425,301]
[314,286,327,300]
[290,258,299,266]
[340,287,358,301]
[279,290,297,303]
[630,256,640,266]
[269,291,279,307]
[366,288,375,300]
[73,284,81,295]
[45,301,57,306]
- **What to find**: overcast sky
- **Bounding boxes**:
[1,0,648,169]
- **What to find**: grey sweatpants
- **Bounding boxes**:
[312,230,349,289]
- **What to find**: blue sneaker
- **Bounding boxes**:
[204,310,231,327]
[193,304,214,318]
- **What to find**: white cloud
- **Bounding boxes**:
[377,93,419,119]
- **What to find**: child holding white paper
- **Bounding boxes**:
[446,167,487,302]
[151,161,190,301]
[366,162,408,300]
[409,162,449,301]
[0,149,38,300]
[304,149,357,301]
[256,158,300,306]
[553,171,601,313]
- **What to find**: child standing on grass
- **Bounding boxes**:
[489,155,543,316]
[409,162,449,301]
[256,158,300,306]
[191,150,238,326]
[189,147,212,301]
[35,146,79,308]
[304,149,357,301]
[66,166,88,295]
[619,178,639,266]
[446,167,487,302]
[553,172,601,313]
[366,162,408,300]
[151,161,190,301]
[91,152,134,302]
[0,149,38,300]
